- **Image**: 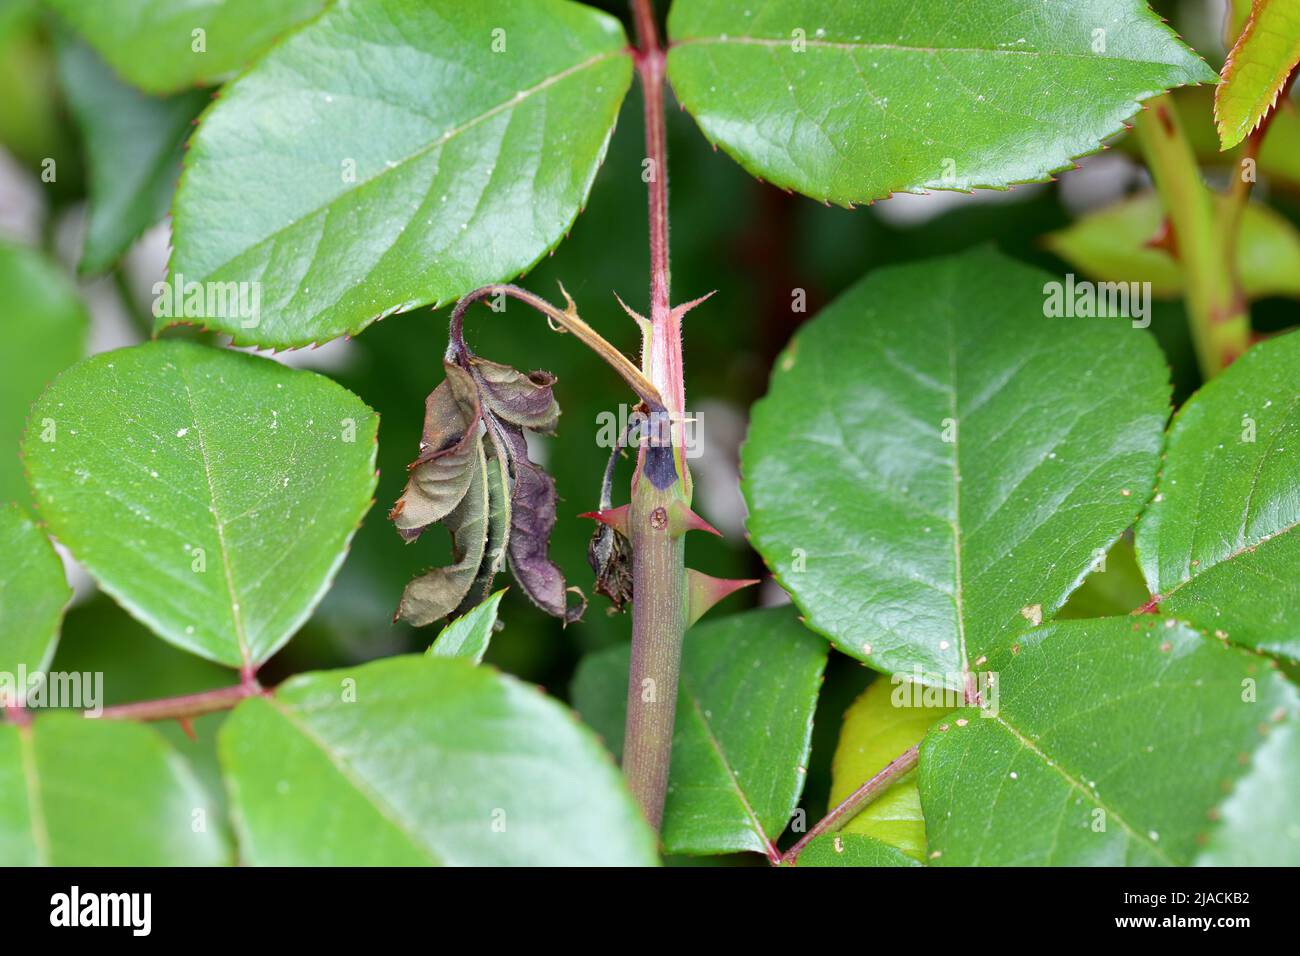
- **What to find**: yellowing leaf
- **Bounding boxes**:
[831,679,952,861]
[1216,0,1300,149]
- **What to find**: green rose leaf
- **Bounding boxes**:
[427,590,505,665]
[51,595,239,830]
[0,714,229,865]
[0,241,87,508]
[919,618,1300,865]
[1045,193,1300,301]
[54,38,207,275]
[0,505,72,678]
[572,607,827,858]
[666,0,1215,205]
[830,678,952,861]
[45,0,324,95]
[1216,0,1300,149]
[22,341,378,669]
[1195,712,1300,865]
[1135,331,1300,661]
[742,249,1169,687]
[218,654,657,865]
[795,832,922,868]
[168,0,633,348]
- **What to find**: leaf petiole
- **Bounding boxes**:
[779,744,920,867]
[447,283,664,413]
[90,681,265,722]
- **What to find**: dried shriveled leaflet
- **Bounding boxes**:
[585,421,637,613]
[395,438,490,626]
[493,422,586,624]
[389,361,482,541]
[459,446,511,615]
[588,522,633,612]
[392,358,583,626]
[468,356,560,433]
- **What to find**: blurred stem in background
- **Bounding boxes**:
[111,264,153,337]
[1136,93,1252,378]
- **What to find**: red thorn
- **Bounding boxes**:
[1132,594,1162,615]
[579,504,630,536]
[613,292,651,332]
[668,501,722,537]
[670,290,716,323]
[1145,217,1179,259]
[687,570,760,626]
[178,717,198,742]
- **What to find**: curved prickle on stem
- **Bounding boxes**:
[686,570,760,627]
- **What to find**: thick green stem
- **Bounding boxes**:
[622,0,690,829]
[624,480,688,829]
[1136,94,1250,378]
[112,267,154,338]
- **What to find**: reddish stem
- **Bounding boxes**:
[631,0,682,424]
[95,682,263,722]
[1132,594,1162,615]
[779,745,920,866]
[621,0,694,833]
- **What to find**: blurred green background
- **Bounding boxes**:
[2,0,1296,860]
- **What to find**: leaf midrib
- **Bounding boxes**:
[176,360,251,668]
[1168,381,1299,596]
[945,314,971,685]
[1162,517,1300,604]
[191,48,627,282]
[17,725,51,866]
[684,694,777,858]
[264,696,444,865]
[671,34,1193,68]
[989,712,1175,864]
